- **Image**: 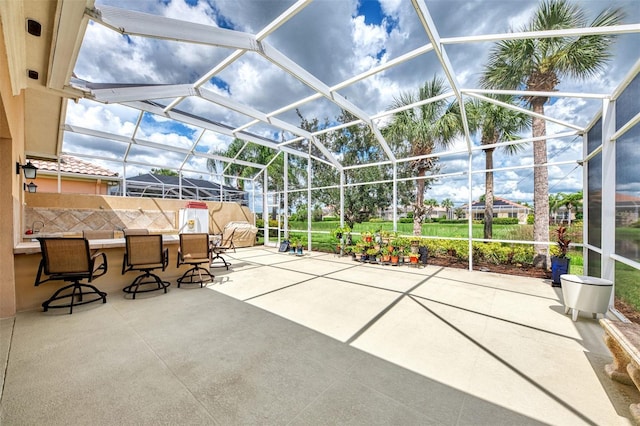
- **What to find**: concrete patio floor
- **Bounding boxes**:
[1,246,638,425]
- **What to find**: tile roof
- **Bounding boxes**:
[462,197,530,210]
[29,155,118,177]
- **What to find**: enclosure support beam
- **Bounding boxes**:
[284,152,289,240]
[467,153,473,272]
[263,170,269,246]
[307,153,312,251]
[340,171,345,229]
[392,164,398,232]
[601,98,616,307]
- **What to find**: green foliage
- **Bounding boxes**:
[150,168,178,176]
[255,218,281,237]
[490,218,519,225]
[302,110,394,229]
[323,216,339,222]
[419,239,536,265]
[527,214,534,225]
[311,205,323,222]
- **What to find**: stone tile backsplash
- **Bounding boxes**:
[25,207,176,234]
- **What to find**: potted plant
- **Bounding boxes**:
[332,225,351,241]
[295,237,304,256]
[409,253,419,264]
[418,242,429,265]
[390,248,400,265]
[366,247,379,263]
[551,226,571,287]
[289,237,299,254]
[402,247,411,264]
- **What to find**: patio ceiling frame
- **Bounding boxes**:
[40,1,638,287]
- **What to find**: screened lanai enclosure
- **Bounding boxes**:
[23,1,639,312]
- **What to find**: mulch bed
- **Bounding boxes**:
[426,256,551,279]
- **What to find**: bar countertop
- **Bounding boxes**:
[14,235,181,255]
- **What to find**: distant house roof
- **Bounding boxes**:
[461,197,530,210]
[122,173,246,204]
[30,155,119,178]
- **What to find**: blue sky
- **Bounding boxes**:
[63,0,640,207]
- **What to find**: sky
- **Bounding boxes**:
[63,0,640,207]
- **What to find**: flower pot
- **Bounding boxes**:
[419,246,428,265]
[551,256,570,286]
[391,255,399,265]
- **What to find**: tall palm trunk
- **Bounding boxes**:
[531,99,549,268]
[413,168,426,236]
[484,147,495,240]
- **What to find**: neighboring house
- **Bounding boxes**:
[27,155,119,195]
[615,193,640,226]
[379,205,451,221]
[117,173,247,205]
[459,197,531,224]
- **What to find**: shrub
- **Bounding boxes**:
[322,216,339,222]
[491,217,519,225]
[255,218,282,237]
[527,214,534,224]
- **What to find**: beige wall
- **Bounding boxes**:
[32,175,111,195]
[22,192,254,236]
[1,17,26,318]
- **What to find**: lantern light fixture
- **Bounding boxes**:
[16,161,38,179]
[24,182,38,193]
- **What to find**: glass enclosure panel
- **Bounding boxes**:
[587,118,602,156]
[615,73,640,130]
[615,261,639,317]
[587,153,602,248]
[587,249,601,277]
[615,129,640,262]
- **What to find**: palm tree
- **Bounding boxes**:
[467,96,530,239]
[441,198,454,219]
[559,190,583,226]
[384,76,464,236]
[549,192,564,224]
[481,0,624,268]
[424,198,439,221]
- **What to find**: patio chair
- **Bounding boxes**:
[210,228,235,270]
[176,233,214,288]
[83,229,115,239]
[121,234,170,299]
[34,237,108,314]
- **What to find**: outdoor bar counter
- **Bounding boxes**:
[13,235,193,312]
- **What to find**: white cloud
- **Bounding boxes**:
[63,0,639,193]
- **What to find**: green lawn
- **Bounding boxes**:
[285,220,583,243]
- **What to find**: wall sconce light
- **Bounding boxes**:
[24,182,38,193]
[16,161,38,179]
